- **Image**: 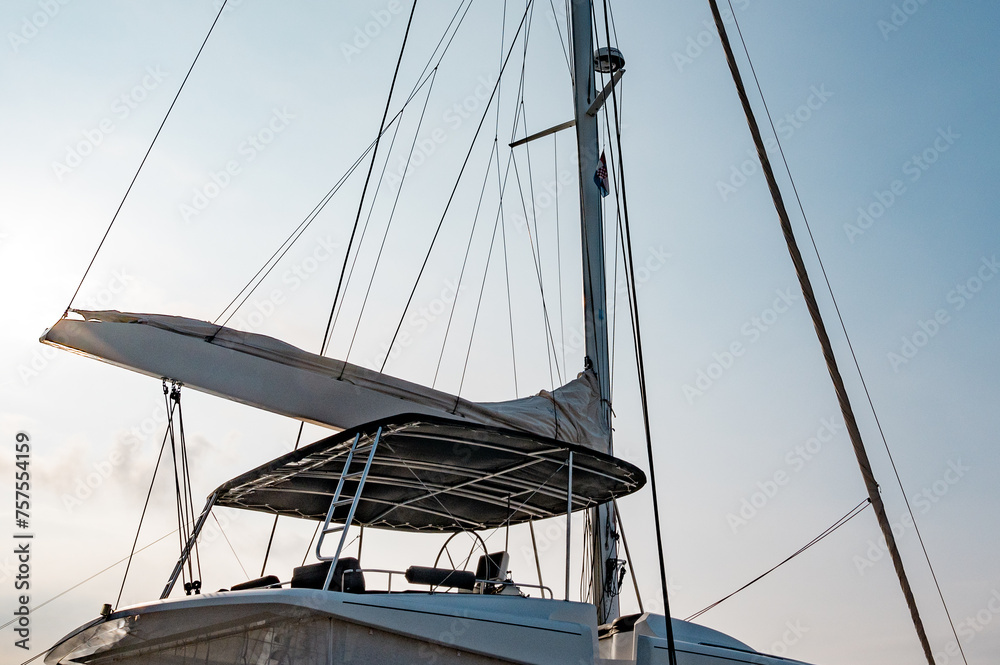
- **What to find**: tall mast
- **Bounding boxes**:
[567,0,618,623]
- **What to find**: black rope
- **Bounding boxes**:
[344,69,440,365]
[380,0,535,372]
[598,0,676,659]
[65,1,229,314]
[330,0,477,345]
[595,25,625,402]
[686,498,871,622]
[706,2,935,662]
[220,1,475,332]
[319,0,420,357]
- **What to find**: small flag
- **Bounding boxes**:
[594,151,610,198]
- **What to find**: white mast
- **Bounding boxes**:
[567,0,619,623]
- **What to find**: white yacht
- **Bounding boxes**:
[38,1,929,663]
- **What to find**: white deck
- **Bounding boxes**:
[46,588,813,665]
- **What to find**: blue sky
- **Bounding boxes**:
[1,2,997,664]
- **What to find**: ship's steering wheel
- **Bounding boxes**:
[433,530,488,574]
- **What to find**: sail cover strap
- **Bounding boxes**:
[42,310,609,451]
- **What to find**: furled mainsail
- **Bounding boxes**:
[42,310,609,451]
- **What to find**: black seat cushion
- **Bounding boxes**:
[291,558,365,593]
[231,575,280,591]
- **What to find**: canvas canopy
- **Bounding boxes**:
[213,415,645,531]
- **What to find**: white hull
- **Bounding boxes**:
[46,589,811,665]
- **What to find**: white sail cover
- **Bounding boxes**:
[42,310,609,451]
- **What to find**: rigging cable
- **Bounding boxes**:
[221,0,475,331]
[706,2,936,663]
[114,402,171,609]
[554,134,567,378]
[499,157,519,396]
[164,383,202,594]
[9,531,178,665]
[213,513,249,581]
[344,69,440,365]
[258,4,422,569]
[65,0,230,314]
[686,498,872,622]
[599,0,677,661]
[724,3,969,661]
[456,155,508,401]
[497,1,520,398]
[380,0,535,373]
[323,0,475,355]
[433,142,498,388]
[2,531,176,633]
[259,422,304,576]
[254,1,477,576]
[214,69,439,328]
[319,0,420,357]
[330,0,478,346]
[612,498,644,614]
[514,2,567,387]
[510,140,565,387]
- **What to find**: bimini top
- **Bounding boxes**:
[213,415,646,532]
